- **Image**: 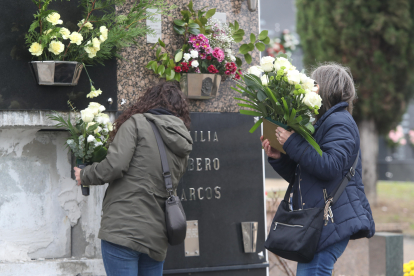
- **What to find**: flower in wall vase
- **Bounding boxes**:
[30,61,83,86]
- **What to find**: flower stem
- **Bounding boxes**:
[82,63,94,87]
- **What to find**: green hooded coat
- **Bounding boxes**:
[81,113,193,261]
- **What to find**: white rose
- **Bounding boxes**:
[302,92,322,109]
[46,13,63,25]
[81,109,94,123]
[99,26,108,42]
[261,75,269,86]
[274,57,292,72]
[59,27,70,40]
[247,66,264,77]
[95,116,104,124]
[69,32,83,45]
[190,50,198,59]
[78,19,93,30]
[94,126,102,134]
[99,105,106,112]
[88,102,101,115]
[191,60,199,68]
[183,53,191,62]
[48,40,64,55]
[260,56,275,72]
[92,37,101,50]
[286,69,301,85]
[87,135,96,143]
[29,42,43,56]
[300,74,315,90]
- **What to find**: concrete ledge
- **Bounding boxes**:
[0,111,116,128]
[0,258,105,276]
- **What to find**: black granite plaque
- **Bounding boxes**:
[0,1,117,111]
[163,113,268,275]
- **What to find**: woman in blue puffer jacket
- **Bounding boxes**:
[261,63,375,276]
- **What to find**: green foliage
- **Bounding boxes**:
[296,0,414,134]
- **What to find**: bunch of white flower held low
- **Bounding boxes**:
[248,56,322,112]
[28,12,108,60]
[66,102,112,161]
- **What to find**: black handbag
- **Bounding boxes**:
[148,120,187,246]
[264,150,360,263]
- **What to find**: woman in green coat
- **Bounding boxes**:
[74,81,193,276]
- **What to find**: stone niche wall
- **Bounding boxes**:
[117,0,260,112]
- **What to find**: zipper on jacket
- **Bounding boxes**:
[273,222,304,230]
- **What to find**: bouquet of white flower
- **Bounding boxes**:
[233,53,323,156]
[48,101,113,195]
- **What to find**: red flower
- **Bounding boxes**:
[207,65,219,74]
[188,60,192,67]
[235,70,242,80]
[225,70,231,75]
[182,66,189,73]
[225,62,237,74]
[206,55,212,60]
[174,66,182,73]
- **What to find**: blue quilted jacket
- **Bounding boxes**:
[268,102,375,252]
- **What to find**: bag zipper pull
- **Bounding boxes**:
[273,222,278,230]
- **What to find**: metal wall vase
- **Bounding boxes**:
[180,73,222,100]
[30,61,83,86]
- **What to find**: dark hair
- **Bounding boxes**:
[311,63,357,120]
[109,81,191,143]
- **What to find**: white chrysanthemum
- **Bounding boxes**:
[183,53,191,62]
[302,92,322,109]
[260,56,275,72]
[81,109,94,123]
[191,60,199,68]
[48,40,64,55]
[247,66,264,77]
[190,50,198,59]
[286,69,301,85]
[274,57,292,72]
[99,26,108,42]
[69,32,83,45]
[87,135,96,143]
[29,42,43,56]
[59,27,70,40]
[46,13,63,25]
[78,19,93,30]
[261,75,269,86]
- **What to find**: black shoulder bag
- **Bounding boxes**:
[148,120,187,246]
[264,150,360,263]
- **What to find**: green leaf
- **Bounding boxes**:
[158,39,166,48]
[234,29,245,36]
[173,25,185,35]
[247,43,255,51]
[250,33,256,44]
[188,23,200,29]
[255,42,265,51]
[156,47,162,58]
[244,53,252,64]
[189,28,201,35]
[257,90,267,101]
[262,37,270,44]
[91,147,107,163]
[200,17,208,25]
[234,97,254,104]
[151,62,158,72]
[205,8,216,19]
[175,50,183,62]
[146,60,156,69]
[234,21,239,30]
[240,110,262,117]
[305,123,315,134]
[235,57,242,67]
[174,19,186,26]
[237,103,260,110]
[169,59,176,68]
[181,10,191,21]
[233,35,244,43]
[174,73,181,81]
[157,65,165,76]
[161,53,168,61]
[166,68,175,81]
[239,44,251,55]
[259,30,268,40]
[249,118,263,133]
[188,1,194,12]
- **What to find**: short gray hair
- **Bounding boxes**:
[310,63,356,119]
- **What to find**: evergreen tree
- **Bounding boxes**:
[296,0,414,204]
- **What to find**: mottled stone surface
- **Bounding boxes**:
[116,0,259,112]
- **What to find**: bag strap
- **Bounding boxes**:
[147,119,173,196]
[328,149,360,205]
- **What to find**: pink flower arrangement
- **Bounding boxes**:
[386,125,406,148]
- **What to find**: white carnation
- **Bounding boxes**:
[78,19,93,30]
[87,135,96,143]
[99,105,106,112]
[302,92,323,109]
[190,50,198,59]
[95,141,103,147]
[260,56,275,72]
[46,13,63,25]
[183,53,191,62]
[48,40,64,55]
[69,32,83,45]
[59,27,71,40]
[99,26,108,42]
[191,60,199,68]
[29,42,43,56]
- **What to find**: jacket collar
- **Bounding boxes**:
[314,102,349,130]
